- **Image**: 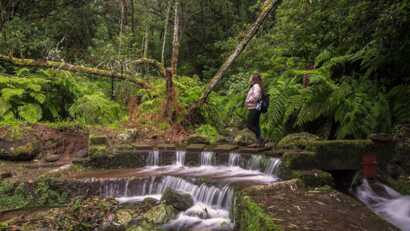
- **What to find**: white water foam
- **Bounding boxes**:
[176,150,186,166]
[147,150,160,166]
[201,151,215,166]
[228,153,240,167]
[265,158,281,175]
[355,179,410,231]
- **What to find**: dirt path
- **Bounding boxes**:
[243,180,398,231]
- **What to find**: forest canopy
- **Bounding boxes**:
[0,0,409,141]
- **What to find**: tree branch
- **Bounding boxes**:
[0,54,149,88]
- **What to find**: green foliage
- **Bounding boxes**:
[0,69,124,124]
[194,124,219,144]
[0,179,67,211]
[69,93,122,124]
[236,194,282,231]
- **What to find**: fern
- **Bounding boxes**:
[18,104,42,123]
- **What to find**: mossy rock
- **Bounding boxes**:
[89,134,109,145]
[89,145,110,158]
[235,193,282,231]
[0,142,40,161]
[385,176,410,195]
[160,188,194,211]
[185,134,211,144]
[125,203,177,230]
[291,170,334,188]
[281,151,318,171]
[276,132,321,149]
[234,129,257,146]
[306,140,373,170]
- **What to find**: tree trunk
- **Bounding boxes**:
[170,0,180,76]
[161,0,172,65]
[130,0,136,34]
[143,25,150,59]
[187,0,279,116]
[0,54,149,88]
[164,68,176,121]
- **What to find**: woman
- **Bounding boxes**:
[245,73,264,147]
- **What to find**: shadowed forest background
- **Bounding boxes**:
[0,0,409,142]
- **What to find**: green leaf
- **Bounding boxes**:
[1,88,25,101]
[16,68,31,77]
[18,104,42,123]
[30,92,46,104]
[0,99,11,116]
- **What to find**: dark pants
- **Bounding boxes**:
[247,109,261,139]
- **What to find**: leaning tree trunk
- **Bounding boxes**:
[170,0,180,76]
[161,0,172,65]
[186,0,279,119]
[0,54,149,88]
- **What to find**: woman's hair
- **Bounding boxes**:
[249,73,264,93]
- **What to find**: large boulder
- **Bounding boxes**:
[117,129,138,142]
[160,188,194,211]
[277,132,321,149]
[234,129,257,146]
[127,203,177,231]
[0,142,40,161]
[0,126,40,161]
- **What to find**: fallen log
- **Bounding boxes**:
[185,0,279,123]
[0,54,150,88]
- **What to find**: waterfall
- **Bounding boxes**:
[265,158,281,176]
[147,150,159,166]
[155,176,233,209]
[247,155,261,170]
[175,150,186,166]
[200,151,214,166]
[355,179,410,231]
[228,153,240,166]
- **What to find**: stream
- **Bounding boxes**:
[84,151,282,230]
[355,179,410,231]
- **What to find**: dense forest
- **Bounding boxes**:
[0,0,409,141]
[1,1,410,231]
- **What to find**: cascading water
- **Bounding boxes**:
[90,150,282,231]
[147,150,160,166]
[355,179,410,231]
[201,151,214,166]
[114,176,234,230]
[265,158,281,176]
[176,150,186,166]
[228,153,240,167]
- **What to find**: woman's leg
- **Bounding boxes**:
[247,109,261,139]
[254,110,261,140]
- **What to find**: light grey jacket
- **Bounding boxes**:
[245,84,262,109]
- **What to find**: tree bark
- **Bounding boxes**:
[170,0,180,76]
[143,24,150,59]
[130,0,136,34]
[161,0,172,65]
[132,58,166,77]
[187,0,279,115]
[164,68,176,121]
[0,54,149,88]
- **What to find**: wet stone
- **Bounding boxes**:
[157,144,177,151]
[186,144,207,151]
[45,154,61,162]
[214,144,238,152]
[132,144,153,150]
[89,135,109,145]
[161,188,194,211]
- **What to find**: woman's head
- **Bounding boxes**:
[249,73,262,85]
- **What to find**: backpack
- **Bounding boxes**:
[257,93,269,113]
